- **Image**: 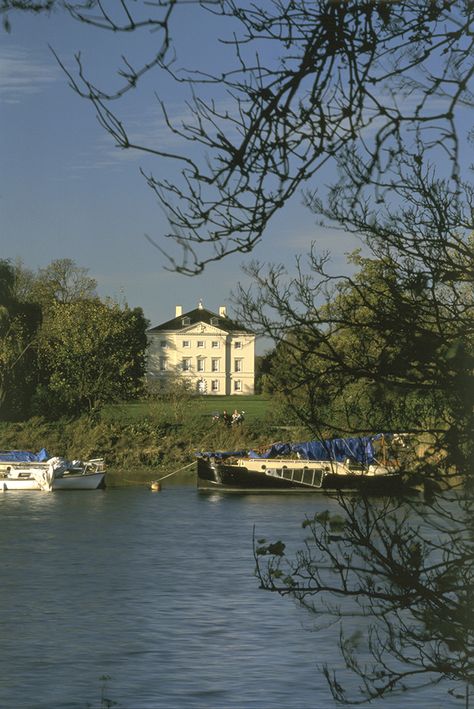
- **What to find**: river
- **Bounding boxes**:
[0,484,460,708]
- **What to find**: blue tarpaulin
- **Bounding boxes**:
[290,437,378,464]
[199,435,386,465]
[0,448,49,462]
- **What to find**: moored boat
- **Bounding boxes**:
[196,434,409,493]
[0,450,106,491]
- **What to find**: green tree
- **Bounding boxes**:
[3,2,473,702]
[237,159,474,702]
[29,258,98,310]
[0,260,41,419]
[236,160,474,477]
[36,299,148,416]
[254,350,276,395]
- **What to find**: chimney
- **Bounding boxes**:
[219,306,227,317]
[175,305,183,317]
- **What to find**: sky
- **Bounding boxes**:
[0,4,388,347]
[0,0,470,654]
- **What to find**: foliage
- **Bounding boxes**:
[35,299,147,417]
[254,351,277,395]
[236,162,474,478]
[0,260,42,419]
[0,259,149,420]
[27,258,98,309]
[11,258,97,308]
[0,392,281,483]
[3,3,473,703]
[236,154,473,703]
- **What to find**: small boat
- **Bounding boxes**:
[0,450,106,491]
[196,434,409,493]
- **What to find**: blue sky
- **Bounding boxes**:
[0,5,383,342]
[4,3,471,352]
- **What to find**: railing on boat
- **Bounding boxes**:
[264,466,326,488]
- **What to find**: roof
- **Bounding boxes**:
[147,307,254,334]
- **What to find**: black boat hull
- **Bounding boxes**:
[196,458,404,493]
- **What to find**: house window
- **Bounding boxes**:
[211,358,220,372]
[211,341,219,348]
[234,341,242,349]
[159,357,167,371]
[234,380,242,392]
[210,317,219,326]
[234,359,242,372]
[197,340,205,348]
[211,380,219,392]
[182,317,191,326]
[182,340,190,348]
[160,340,167,348]
[182,358,191,371]
[197,358,205,372]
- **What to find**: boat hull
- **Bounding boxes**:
[197,457,404,493]
[0,472,106,491]
[50,472,106,490]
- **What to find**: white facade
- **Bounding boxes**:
[147,303,255,395]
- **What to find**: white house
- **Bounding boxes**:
[147,302,256,395]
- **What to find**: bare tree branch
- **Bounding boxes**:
[21,0,472,273]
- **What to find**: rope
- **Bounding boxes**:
[151,461,195,484]
[122,461,196,486]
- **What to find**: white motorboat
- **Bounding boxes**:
[0,451,106,491]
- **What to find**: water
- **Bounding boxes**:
[0,485,460,708]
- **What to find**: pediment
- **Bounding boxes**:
[180,321,229,335]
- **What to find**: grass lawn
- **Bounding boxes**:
[103,395,272,424]
[193,395,271,420]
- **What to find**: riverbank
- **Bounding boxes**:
[0,398,298,488]
[2,404,453,490]
[106,462,198,488]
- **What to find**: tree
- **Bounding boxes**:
[254,350,277,395]
[3,2,473,701]
[1,0,56,31]
[0,260,42,419]
[0,259,147,418]
[29,258,98,309]
[36,299,148,416]
[236,156,474,703]
[235,156,474,478]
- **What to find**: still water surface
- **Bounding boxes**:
[0,485,459,708]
